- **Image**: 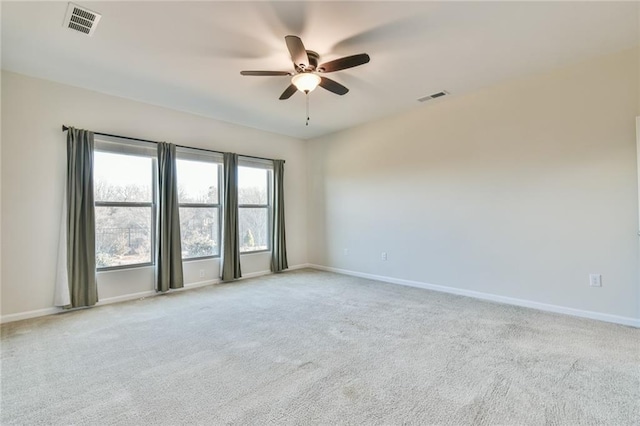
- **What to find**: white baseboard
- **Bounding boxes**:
[241,270,272,280]
[239,263,311,279]
[287,263,312,271]
[60,278,221,310]
[0,264,312,324]
[308,264,640,328]
[98,289,157,305]
[184,279,219,290]
[0,307,64,324]
[96,278,219,306]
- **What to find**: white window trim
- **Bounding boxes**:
[176,152,223,261]
[94,138,157,271]
[238,163,273,254]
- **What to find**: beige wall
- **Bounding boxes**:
[307,48,639,320]
[2,47,639,322]
[1,71,308,316]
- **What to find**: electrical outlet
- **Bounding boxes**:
[589,274,602,287]
[381,252,387,261]
[199,269,205,278]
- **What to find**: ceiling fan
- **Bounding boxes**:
[240,35,370,100]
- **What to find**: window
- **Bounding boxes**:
[94,150,155,269]
[93,138,272,270]
[238,164,271,253]
[176,154,221,259]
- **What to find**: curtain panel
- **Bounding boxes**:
[271,160,288,272]
[157,142,184,291]
[221,152,241,281]
[55,127,98,308]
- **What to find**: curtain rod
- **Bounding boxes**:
[61,125,282,163]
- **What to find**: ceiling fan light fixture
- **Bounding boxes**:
[292,73,321,93]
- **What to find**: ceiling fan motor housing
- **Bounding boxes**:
[301,50,320,71]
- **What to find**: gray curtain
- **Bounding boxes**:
[157,142,184,292]
[66,127,98,308]
[271,160,288,272]
[221,153,241,281]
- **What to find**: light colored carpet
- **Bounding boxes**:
[1,269,639,425]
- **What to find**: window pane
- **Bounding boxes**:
[239,208,268,252]
[177,160,218,204]
[95,206,152,268]
[94,152,152,202]
[180,207,219,258]
[238,167,268,205]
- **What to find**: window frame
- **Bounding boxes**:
[94,147,157,272]
[177,157,222,261]
[238,164,273,254]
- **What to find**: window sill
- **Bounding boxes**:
[97,264,154,274]
[182,255,220,262]
[97,251,270,273]
[240,250,271,257]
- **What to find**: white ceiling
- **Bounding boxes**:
[2,1,638,139]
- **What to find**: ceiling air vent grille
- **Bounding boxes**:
[417,91,449,102]
[63,3,101,36]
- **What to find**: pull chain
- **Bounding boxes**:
[305,91,310,126]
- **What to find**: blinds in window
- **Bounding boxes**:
[177,146,223,163]
[94,135,157,156]
[239,156,274,170]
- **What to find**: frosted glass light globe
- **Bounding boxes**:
[292,73,321,93]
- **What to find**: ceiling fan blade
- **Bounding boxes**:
[285,35,309,70]
[319,77,349,95]
[318,54,370,73]
[279,84,297,100]
[240,71,292,76]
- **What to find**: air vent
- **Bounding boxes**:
[417,91,449,102]
[63,3,101,36]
